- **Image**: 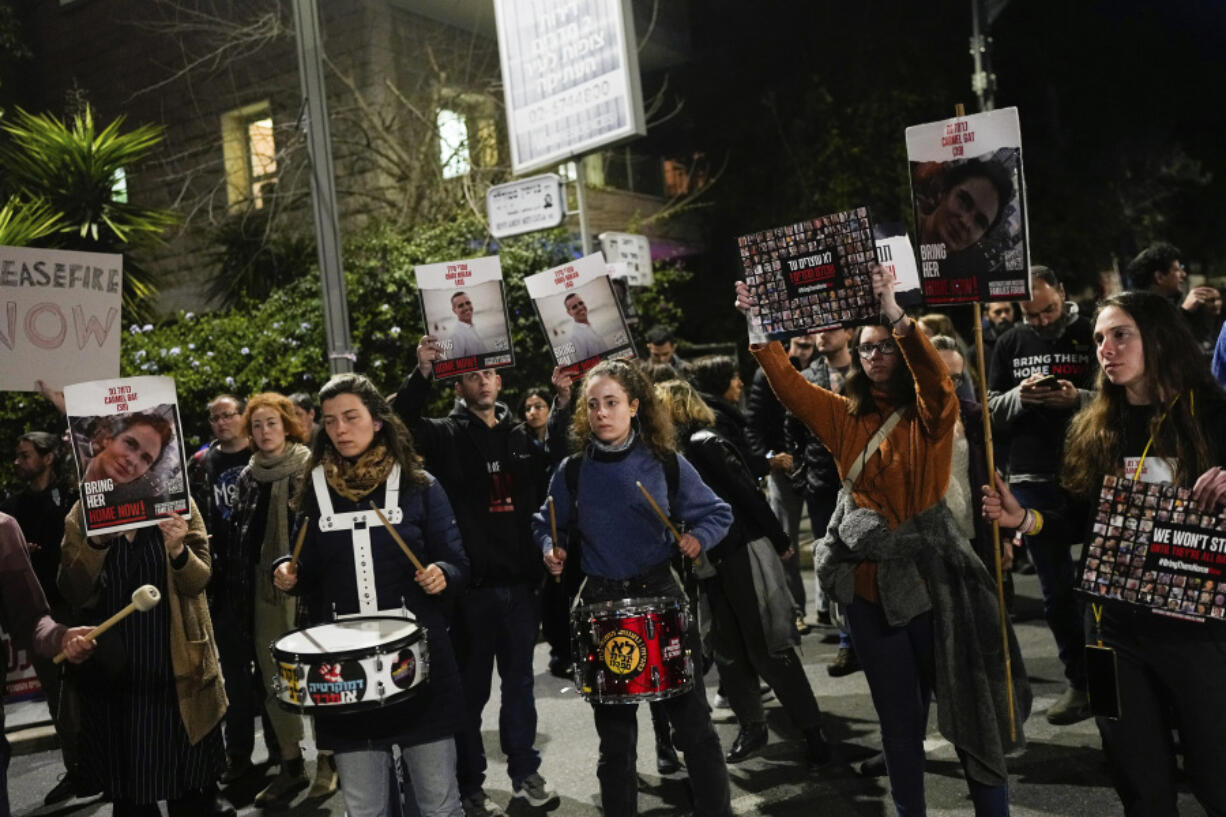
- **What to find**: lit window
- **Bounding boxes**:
[111,167,128,203]
[221,102,277,210]
[438,109,470,179]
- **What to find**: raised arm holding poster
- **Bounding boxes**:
[905,107,1030,305]
[0,246,122,392]
[736,207,878,343]
[64,376,191,535]
[873,222,924,309]
[525,254,634,376]
[415,255,514,379]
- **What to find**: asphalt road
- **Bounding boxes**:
[6,569,1210,817]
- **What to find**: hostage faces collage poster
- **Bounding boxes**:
[905,107,1031,306]
[737,207,881,343]
[65,375,191,536]
[525,254,635,376]
[416,255,515,379]
[1082,475,1226,623]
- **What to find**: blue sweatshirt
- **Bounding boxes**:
[533,442,733,580]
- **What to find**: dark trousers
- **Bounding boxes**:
[706,545,822,731]
[453,584,542,795]
[214,609,258,761]
[583,567,732,817]
[807,489,852,648]
[540,562,582,667]
[846,599,1008,817]
[1095,607,1226,816]
[31,601,83,776]
[1010,481,1087,689]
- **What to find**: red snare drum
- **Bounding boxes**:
[571,596,694,703]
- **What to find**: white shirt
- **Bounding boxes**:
[562,320,606,365]
[444,320,486,359]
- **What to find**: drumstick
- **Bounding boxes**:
[54,584,160,664]
[287,516,310,571]
[368,501,426,572]
[635,481,704,568]
[547,495,561,584]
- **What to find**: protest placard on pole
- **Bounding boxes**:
[0,246,122,392]
[65,376,191,536]
[525,254,635,376]
[415,256,515,380]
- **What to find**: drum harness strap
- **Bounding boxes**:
[311,463,405,619]
[564,452,684,611]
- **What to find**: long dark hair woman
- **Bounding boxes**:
[271,373,468,817]
[986,291,1226,815]
[655,377,830,768]
[227,393,312,805]
[532,359,735,817]
[735,267,1030,817]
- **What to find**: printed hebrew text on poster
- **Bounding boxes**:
[416,256,515,380]
[493,0,647,175]
[0,246,122,392]
[64,376,191,536]
[873,222,923,310]
[1080,474,1226,624]
[525,254,635,376]
[736,207,878,343]
[905,107,1030,305]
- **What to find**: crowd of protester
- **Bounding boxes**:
[1,240,1224,817]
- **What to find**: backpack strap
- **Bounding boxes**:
[842,410,903,491]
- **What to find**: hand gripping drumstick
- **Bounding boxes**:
[287,517,310,571]
[54,584,160,664]
[635,481,704,569]
[547,496,561,584]
[368,501,427,572]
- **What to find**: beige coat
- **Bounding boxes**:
[60,498,227,745]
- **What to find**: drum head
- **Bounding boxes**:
[272,616,421,662]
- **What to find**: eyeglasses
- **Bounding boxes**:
[856,340,898,359]
[949,372,965,386]
[209,411,240,423]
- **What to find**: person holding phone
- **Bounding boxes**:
[983,290,1226,815]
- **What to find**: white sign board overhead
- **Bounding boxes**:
[599,231,652,286]
[493,0,647,175]
[0,246,123,392]
[487,173,566,238]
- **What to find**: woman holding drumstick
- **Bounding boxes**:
[532,358,734,817]
[271,373,468,817]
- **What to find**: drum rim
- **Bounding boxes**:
[575,595,685,614]
[271,616,424,663]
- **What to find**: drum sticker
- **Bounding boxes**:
[279,662,305,705]
[307,660,367,705]
[392,649,417,689]
[662,637,682,660]
[600,629,648,676]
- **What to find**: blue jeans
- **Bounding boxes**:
[846,599,1008,817]
[334,737,461,817]
[453,584,541,795]
[1009,480,1086,689]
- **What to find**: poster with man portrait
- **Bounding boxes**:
[64,375,191,536]
[416,255,515,379]
[736,206,878,343]
[905,107,1030,306]
[525,254,635,376]
[1080,474,1226,623]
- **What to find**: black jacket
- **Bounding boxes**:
[393,370,549,587]
[680,425,789,563]
[700,392,768,479]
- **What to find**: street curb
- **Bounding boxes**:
[8,724,59,756]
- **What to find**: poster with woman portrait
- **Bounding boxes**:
[416,255,515,379]
[525,253,635,376]
[905,107,1031,306]
[64,375,191,535]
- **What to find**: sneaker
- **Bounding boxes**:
[44,773,77,806]
[461,791,506,816]
[511,773,559,808]
[816,609,833,627]
[713,692,731,708]
[655,736,681,775]
[306,752,338,798]
[795,615,812,635]
[827,646,862,678]
[220,756,253,785]
[1046,686,1093,725]
[254,756,308,807]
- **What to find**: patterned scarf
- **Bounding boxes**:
[322,444,396,501]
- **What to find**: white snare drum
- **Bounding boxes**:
[270,617,428,713]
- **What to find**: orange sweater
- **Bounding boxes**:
[751,327,957,600]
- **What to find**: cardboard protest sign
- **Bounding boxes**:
[905,107,1030,305]
[525,254,635,376]
[873,222,923,309]
[1080,474,1226,623]
[0,246,122,392]
[65,376,191,535]
[737,207,878,342]
[416,256,515,379]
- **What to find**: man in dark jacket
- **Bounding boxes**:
[395,336,567,816]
